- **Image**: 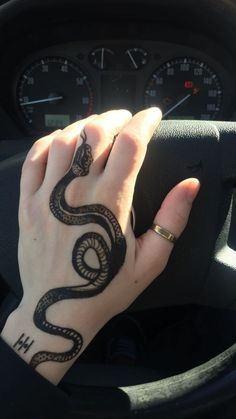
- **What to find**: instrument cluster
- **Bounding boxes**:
[14,40,232,134]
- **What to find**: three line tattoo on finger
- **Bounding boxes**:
[13,333,34,354]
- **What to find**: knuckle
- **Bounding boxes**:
[21,155,34,173]
[33,132,56,148]
[120,129,142,154]
[33,138,43,147]
[22,131,58,171]
[51,132,69,147]
[21,158,29,173]
[23,140,41,163]
[84,121,105,143]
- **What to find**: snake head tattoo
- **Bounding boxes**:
[71,131,93,176]
[29,129,127,369]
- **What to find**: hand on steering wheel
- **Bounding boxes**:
[1,108,200,384]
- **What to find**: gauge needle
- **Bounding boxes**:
[20,96,63,106]
[127,50,138,69]
[163,93,191,118]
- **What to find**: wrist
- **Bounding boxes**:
[1,299,108,384]
[1,304,39,364]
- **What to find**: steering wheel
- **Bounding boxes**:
[0,120,236,418]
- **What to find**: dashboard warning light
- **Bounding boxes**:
[184,81,194,89]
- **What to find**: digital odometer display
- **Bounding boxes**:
[17,57,94,132]
[144,57,223,120]
[44,114,70,128]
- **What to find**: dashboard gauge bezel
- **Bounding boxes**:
[143,57,224,120]
[124,47,148,70]
[89,47,116,71]
[15,55,96,135]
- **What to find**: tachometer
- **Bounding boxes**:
[17,57,94,132]
[144,57,223,120]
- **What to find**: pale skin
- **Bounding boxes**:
[1,108,200,385]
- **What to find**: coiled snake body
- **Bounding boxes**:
[30,131,126,368]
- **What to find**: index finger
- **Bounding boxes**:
[104,108,162,196]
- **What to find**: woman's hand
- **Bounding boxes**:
[1,108,200,384]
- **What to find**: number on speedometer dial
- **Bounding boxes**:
[144,57,223,120]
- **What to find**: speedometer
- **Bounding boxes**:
[144,57,223,120]
[17,57,94,133]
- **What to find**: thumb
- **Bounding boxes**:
[134,178,200,288]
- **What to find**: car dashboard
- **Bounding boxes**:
[6,36,234,136]
[0,0,236,153]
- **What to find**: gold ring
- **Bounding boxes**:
[150,223,177,244]
[130,206,136,230]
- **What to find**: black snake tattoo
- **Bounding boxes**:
[29,130,126,368]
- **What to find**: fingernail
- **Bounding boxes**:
[146,107,162,124]
[187,178,201,203]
